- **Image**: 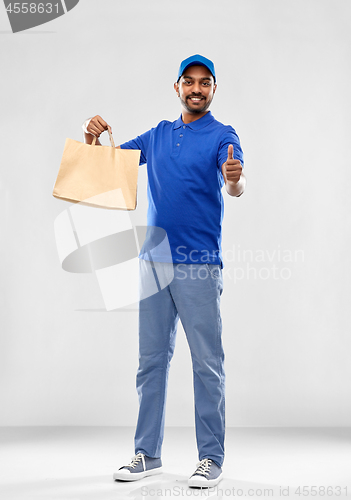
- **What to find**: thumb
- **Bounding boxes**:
[227,144,234,160]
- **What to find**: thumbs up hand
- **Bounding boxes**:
[222,145,242,185]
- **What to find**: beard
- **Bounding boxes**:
[180,94,213,114]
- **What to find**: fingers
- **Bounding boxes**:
[87,115,111,137]
[225,144,241,182]
[225,159,242,184]
[227,144,234,160]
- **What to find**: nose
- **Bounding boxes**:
[192,81,201,94]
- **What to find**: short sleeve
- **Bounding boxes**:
[119,129,153,165]
[217,126,244,170]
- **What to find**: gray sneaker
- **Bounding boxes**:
[113,453,163,481]
[188,458,223,488]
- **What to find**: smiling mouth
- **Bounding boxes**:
[187,96,205,103]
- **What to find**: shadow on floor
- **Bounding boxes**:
[3,472,344,500]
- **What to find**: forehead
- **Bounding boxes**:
[181,65,213,80]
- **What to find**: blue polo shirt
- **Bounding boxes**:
[120,111,244,268]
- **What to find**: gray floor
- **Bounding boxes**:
[0,427,350,499]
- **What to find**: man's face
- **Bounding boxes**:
[174,65,217,115]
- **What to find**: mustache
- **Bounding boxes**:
[186,93,205,99]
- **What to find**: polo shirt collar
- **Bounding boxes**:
[173,111,215,131]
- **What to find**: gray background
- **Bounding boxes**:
[0,0,350,427]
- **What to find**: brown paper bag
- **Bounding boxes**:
[53,130,141,210]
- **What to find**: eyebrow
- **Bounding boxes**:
[182,76,212,81]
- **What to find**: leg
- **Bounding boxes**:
[134,262,179,458]
[170,263,225,467]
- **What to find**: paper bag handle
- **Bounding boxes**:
[91,128,116,148]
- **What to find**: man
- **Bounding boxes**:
[83,55,245,488]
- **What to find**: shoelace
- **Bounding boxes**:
[124,453,146,471]
[193,458,212,477]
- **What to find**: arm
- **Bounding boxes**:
[83,116,151,161]
[221,144,246,197]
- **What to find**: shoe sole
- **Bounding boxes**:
[188,472,223,488]
[113,466,163,482]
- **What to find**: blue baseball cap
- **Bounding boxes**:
[177,54,216,83]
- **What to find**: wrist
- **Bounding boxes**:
[226,175,246,197]
[82,117,93,135]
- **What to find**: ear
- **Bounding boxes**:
[174,81,180,96]
[213,83,217,94]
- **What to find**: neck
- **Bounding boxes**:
[181,109,210,124]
